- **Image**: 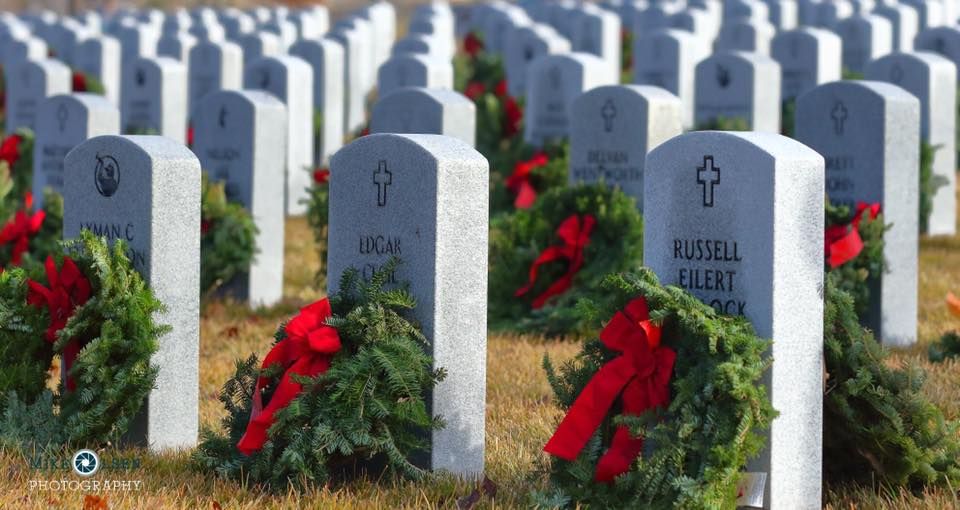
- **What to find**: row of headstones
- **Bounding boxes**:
[62,123,836,507]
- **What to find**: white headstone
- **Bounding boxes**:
[524,52,613,146]
[371,87,476,146]
[121,56,187,144]
[5,58,71,134]
[289,38,346,166]
[694,51,781,131]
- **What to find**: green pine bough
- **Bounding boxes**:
[0,231,165,447]
[6,128,34,201]
[489,183,644,337]
[823,273,960,488]
[533,270,775,509]
[920,141,947,234]
[304,169,329,285]
[193,260,444,490]
[695,116,750,131]
[0,163,64,270]
[201,174,258,297]
[825,201,887,321]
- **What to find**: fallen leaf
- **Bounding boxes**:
[83,494,109,510]
[223,326,240,338]
[212,502,223,510]
[947,292,960,317]
[456,476,497,509]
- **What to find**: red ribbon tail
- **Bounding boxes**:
[543,356,636,461]
[531,272,574,309]
[828,227,863,268]
[594,426,644,482]
[515,246,567,298]
[514,180,537,209]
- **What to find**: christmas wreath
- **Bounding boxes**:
[489,183,644,337]
[0,128,33,201]
[489,142,568,217]
[71,70,106,95]
[0,230,165,447]
[193,259,444,489]
[822,274,960,489]
[200,174,257,297]
[533,270,775,508]
[824,200,887,320]
[304,166,329,283]
[0,156,62,271]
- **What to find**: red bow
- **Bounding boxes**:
[0,133,22,168]
[515,213,595,309]
[237,298,342,455]
[464,32,483,57]
[72,71,87,92]
[464,81,486,101]
[544,297,675,482]
[26,256,92,392]
[313,167,330,184]
[186,125,195,148]
[503,96,523,138]
[0,192,45,265]
[505,152,548,209]
[825,202,880,269]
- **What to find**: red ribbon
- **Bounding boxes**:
[464,81,486,101]
[464,32,483,57]
[26,256,92,392]
[72,71,87,92]
[544,297,675,482]
[0,192,45,265]
[515,213,595,309]
[505,152,548,209]
[502,95,523,138]
[825,202,880,269]
[313,167,330,184]
[237,298,342,455]
[0,133,22,168]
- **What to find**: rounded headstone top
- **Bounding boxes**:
[74,135,200,163]
[576,83,682,104]
[332,133,486,172]
[377,86,473,106]
[704,50,779,67]
[870,50,957,72]
[648,130,824,165]
[797,79,920,106]
[44,92,117,113]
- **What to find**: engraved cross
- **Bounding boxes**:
[373,160,392,207]
[601,99,616,132]
[697,155,720,208]
[831,102,847,135]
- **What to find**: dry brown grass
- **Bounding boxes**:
[2,206,960,508]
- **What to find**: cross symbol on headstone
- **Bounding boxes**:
[696,155,720,208]
[56,103,68,132]
[601,99,617,132]
[831,102,848,135]
[218,106,228,128]
[136,68,146,87]
[373,160,392,207]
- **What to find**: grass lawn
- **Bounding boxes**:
[2,207,960,508]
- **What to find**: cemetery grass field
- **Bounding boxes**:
[0,213,959,509]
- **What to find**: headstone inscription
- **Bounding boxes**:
[867,51,956,236]
[371,87,476,147]
[244,55,314,216]
[193,90,286,306]
[694,51,781,132]
[63,135,200,451]
[5,59,71,135]
[569,84,682,210]
[796,80,919,346]
[327,133,488,478]
[33,94,120,208]
[121,56,188,144]
[644,130,824,510]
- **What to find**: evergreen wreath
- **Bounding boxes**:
[193,259,445,490]
[304,166,329,284]
[0,230,165,447]
[201,174,258,297]
[489,183,644,337]
[824,200,887,320]
[533,270,775,509]
[0,163,63,271]
[1,128,34,201]
[489,141,568,217]
[823,274,960,488]
[71,71,106,95]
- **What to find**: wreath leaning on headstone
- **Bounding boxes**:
[532,270,775,509]
[200,174,258,297]
[823,200,887,320]
[193,259,445,490]
[304,166,330,284]
[0,230,165,448]
[489,183,644,337]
